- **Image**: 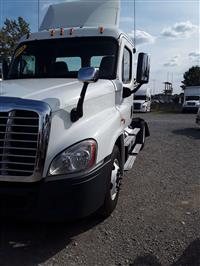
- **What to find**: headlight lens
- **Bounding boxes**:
[49,139,97,176]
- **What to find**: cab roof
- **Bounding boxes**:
[20,27,134,46]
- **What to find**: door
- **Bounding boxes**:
[117,37,134,128]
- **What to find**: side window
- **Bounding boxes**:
[18,55,36,76]
[56,57,81,71]
[122,47,132,83]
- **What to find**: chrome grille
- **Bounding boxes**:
[187,102,195,106]
[0,110,39,177]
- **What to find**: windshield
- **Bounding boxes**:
[186,96,200,101]
[8,37,118,80]
[134,95,147,101]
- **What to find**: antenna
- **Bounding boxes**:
[133,0,136,53]
[38,0,40,31]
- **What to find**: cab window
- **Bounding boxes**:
[122,47,132,84]
[56,57,81,71]
[18,55,36,77]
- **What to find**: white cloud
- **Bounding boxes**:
[161,21,198,38]
[129,30,155,46]
[189,51,200,63]
[164,55,179,67]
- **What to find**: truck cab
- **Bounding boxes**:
[0,1,150,220]
[182,86,200,113]
[133,88,151,112]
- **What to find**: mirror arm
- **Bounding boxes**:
[132,83,143,94]
[71,82,89,123]
[123,83,143,99]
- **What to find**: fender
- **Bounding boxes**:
[43,106,124,176]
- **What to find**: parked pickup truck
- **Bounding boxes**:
[0,0,150,220]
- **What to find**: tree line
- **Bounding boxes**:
[0,17,199,87]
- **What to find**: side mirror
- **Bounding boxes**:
[136,53,150,84]
[2,60,9,80]
[78,67,99,83]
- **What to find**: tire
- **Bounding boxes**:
[99,146,122,218]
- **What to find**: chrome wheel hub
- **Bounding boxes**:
[110,159,120,201]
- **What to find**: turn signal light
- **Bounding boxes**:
[50,29,55,37]
[69,28,74,36]
[99,26,104,34]
[60,28,64,36]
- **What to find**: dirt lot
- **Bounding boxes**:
[0,113,199,266]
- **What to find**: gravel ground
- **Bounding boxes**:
[0,113,200,266]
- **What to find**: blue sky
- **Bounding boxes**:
[0,0,199,94]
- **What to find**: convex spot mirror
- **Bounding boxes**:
[78,67,99,83]
[136,53,150,84]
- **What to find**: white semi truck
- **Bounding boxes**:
[133,88,151,112]
[0,0,150,220]
[182,86,200,112]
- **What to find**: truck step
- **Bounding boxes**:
[124,135,136,147]
[131,143,142,155]
[124,155,137,171]
[125,127,140,136]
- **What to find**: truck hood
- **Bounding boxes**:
[0,78,113,112]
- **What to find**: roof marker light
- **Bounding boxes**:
[69,28,74,36]
[99,26,104,34]
[60,28,64,36]
[50,29,55,37]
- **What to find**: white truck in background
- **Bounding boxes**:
[182,86,200,113]
[0,0,150,220]
[133,88,151,112]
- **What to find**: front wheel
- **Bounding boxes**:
[99,146,122,218]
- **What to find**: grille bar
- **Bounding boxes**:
[0,139,38,143]
[0,161,35,166]
[0,110,39,177]
[0,116,39,120]
[0,124,38,128]
[0,154,36,158]
[0,131,38,135]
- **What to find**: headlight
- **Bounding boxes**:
[49,139,97,176]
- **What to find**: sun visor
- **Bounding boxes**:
[40,0,120,31]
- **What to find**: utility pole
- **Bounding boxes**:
[152,79,156,95]
[38,0,40,31]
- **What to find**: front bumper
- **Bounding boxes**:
[0,158,112,220]
[133,106,147,113]
[182,106,199,112]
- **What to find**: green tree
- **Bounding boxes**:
[0,17,30,62]
[181,66,200,88]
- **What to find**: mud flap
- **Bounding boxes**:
[130,117,150,138]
